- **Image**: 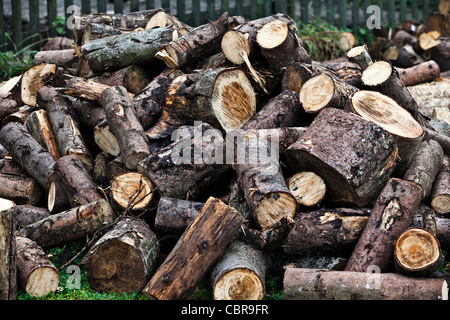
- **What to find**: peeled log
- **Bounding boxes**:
[17,198,115,249]
[86,217,159,294]
[394,227,444,277]
[349,90,423,176]
[344,178,422,273]
[210,240,268,300]
[346,45,373,70]
[403,139,444,200]
[0,198,16,300]
[16,236,59,297]
[396,60,441,87]
[0,122,56,189]
[142,197,244,300]
[286,108,398,207]
[431,155,450,215]
[284,268,448,300]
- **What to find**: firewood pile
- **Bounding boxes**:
[0,8,449,301]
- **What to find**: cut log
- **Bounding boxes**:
[146,68,256,139]
[283,268,448,300]
[344,178,422,273]
[392,30,418,46]
[138,123,232,200]
[156,13,244,69]
[407,78,450,119]
[33,49,78,69]
[283,208,370,257]
[286,108,398,207]
[299,73,358,114]
[21,64,56,107]
[431,155,450,215]
[0,198,16,300]
[25,109,61,160]
[46,95,93,169]
[287,171,326,207]
[430,37,450,71]
[81,26,177,73]
[50,155,102,208]
[101,86,150,170]
[394,227,444,277]
[71,99,106,131]
[281,62,314,94]
[361,60,422,122]
[142,197,244,300]
[16,236,59,297]
[255,13,311,77]
[403,139,444,200]
[132,68,184,130]
[90,65,150,95]
[423,126,450,156]
[1,105,34,127]
[210,240,268,300]
[338,32,356,52]
[93,120,120,157]
[0,174,42,205]
[47,179,71,214]
[0,158,24,176]
[0,122,56,189]
[396,60,441,87]
[154,197,205,233]
[86,217,159,294]
[80,22,122,45]
[14,205,51,227]
[110,172,155,212]
[92,152,113,187]
[16,198,115,249]
[346,45,373,70]
[349,90,423,176]
[320,61,363,88]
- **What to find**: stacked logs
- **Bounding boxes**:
[0,9,449,301]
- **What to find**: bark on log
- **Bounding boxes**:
[394,227,444,277]
[430,38,450,71]
[14,205,51,227]
[110,172,155,212]
[396,60,441,87]
[25,109,61,160]
[281,62,314,94]
[299,73,358,114]
[142,197,244,300]
[320,61,363,88]
[0,122,56,189]
[46,95,93,169]
[137,123,232,200]
[16,198,115,249]
[154,197,204,233]
[1,105,34,127]
[81,26,177,73]
[431,155,450,215]
[33,49,78,69]
[283,208,370,257]
[86,217,159,294]
[50,155,102,208]
[283,268,448,300]
[423,126,450,156]
[132,68,184,130]
[344,178,422,273]
[210,240,268,300]
[0,174,43,205]
[349,90,423,176]
[286,108,398,207]
[101,86,150,170]
[16,236,59,297]
[146,68,256,139]
[90,65,150,95]
[403,139,444,200]
[156,13,244,69]
[346,45,373,70]
[255,13,311,77]
[0,158,24,176]
[0,199,16,300]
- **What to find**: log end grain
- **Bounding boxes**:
[213,268,264,300]
[25,267,60,297]
[361,60,393,86]
[288,171,326,207]
[111,172,155,210]
[256,192,297,230]
[256,19,289,50]
[221,30,251,65]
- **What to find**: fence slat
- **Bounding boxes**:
[29,0,40,46]
[326,0,334,25]
[0,0,4,51]
[300,0,308,24]
[412,0,418,20]
[339,0,346,28]
[177,0,186,21]
[352,0,358,33]
[162,0,171,11]
[115,0,124,13]
[399,0,406,22]
[251,0,258,19]
[263,0,271,16]
[207,0,215,20]
[192,0,201,26]
[423,0,430,21]
[146,0,155,10]
[288,0,296,21]
[82,0,91,14]
[131,0,140,12]
[313,0,321,20]
[12,0,22,46]
[364,0,370,30]
[97,0,107,13]
[388,0,395,28]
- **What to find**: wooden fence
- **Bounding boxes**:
[0,0,439,51]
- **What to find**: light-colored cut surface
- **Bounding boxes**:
[299,74,334,113]
[214,268,264,300]
[256,192,297,230]
[256,19,288,49]
[111,172,154,209]
[288,171,327,206]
